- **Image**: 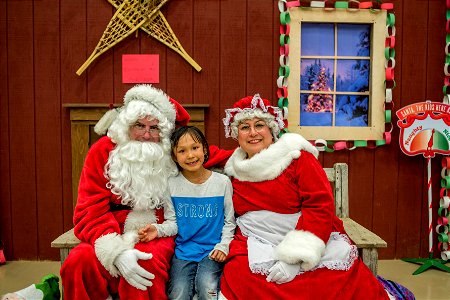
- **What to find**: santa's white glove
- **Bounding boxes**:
[266,261,301,284]
[114,249,155,290]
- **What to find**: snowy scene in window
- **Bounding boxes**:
[299,23,371,127]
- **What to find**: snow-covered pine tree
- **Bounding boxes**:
[338,28,370,124]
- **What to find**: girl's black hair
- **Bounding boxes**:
[170,126,210,170]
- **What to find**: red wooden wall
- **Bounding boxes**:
[0,0,447,260]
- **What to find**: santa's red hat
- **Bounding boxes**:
[169,97,191,128]
[94,85,190,141]
[223,94,285,140]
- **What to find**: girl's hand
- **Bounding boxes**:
[138,224,158,242]
[210,250,227,262]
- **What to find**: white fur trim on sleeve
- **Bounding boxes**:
[94,231,138,276]
[275,230,326,271]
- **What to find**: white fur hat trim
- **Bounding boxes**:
[94,84,175,136]
[123,84,175,124]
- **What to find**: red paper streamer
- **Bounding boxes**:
[333,141,348,150]
[286,1,300,8]
[443,157,450,169]
[385,36,395,48]
[359,1,372,9]
[385,68,394,81]
[384,132,392,144]
[277,87,288,98]
[380,3,394,10]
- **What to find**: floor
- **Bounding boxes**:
[0,260,449,299]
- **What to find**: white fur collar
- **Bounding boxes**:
[224,133,318,182]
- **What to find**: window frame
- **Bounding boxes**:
[286,8,387,141]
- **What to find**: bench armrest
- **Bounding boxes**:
[51,228,80,249]
[341,217,387,248]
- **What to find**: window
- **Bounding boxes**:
[286,9,387,141]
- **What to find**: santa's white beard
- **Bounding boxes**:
[105,140,177,211]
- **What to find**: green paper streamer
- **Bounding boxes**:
[438,232,449,243]
[375,139,386,146]
[278,66,290,77]
[335,1,348,8]
[387,13,395,26]
[278,97,289,108]
[280,34,290,46]
[385,110,392,122]
[325,145,335,152]
[438,207,450,217]
[280,12,291,25]
[442,176,450,189]
[444,85,450,95]
[384,47,395,60]
[354,140,368,147]
[279,128,289,137]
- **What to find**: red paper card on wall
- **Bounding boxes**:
[122,54,159,83]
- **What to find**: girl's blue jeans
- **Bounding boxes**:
[167,255,224,300]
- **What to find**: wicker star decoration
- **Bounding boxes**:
[76,0,201,76]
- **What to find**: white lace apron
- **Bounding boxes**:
[236,210,358,275]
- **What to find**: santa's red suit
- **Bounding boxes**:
[218,133,389,300]
[60,136,175,300]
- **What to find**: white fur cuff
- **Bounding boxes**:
[275,230,326,271]
[94,232,138,276]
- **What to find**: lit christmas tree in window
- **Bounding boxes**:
[306,67,333,112]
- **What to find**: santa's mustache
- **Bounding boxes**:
[117,140,167,163]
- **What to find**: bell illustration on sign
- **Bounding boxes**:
[76,0,202,75]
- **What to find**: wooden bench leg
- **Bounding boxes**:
[362,248,378,275]
[59,247,71,300]
[59,248,70,266]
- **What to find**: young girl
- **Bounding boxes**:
[139,126,235,300]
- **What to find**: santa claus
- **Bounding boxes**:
[61,84,190,300]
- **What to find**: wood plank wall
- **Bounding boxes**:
[0,0,447,260]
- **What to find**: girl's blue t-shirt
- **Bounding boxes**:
[171,195,224,262]
[169,172,231,262]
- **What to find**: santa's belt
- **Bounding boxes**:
[109,203,132,211]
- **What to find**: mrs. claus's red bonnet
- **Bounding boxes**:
[223,94,286,139]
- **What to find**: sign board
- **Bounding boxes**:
[396,101,450,158]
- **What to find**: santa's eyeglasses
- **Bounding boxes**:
[131,122,160,135]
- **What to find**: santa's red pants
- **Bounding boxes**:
[61,237,175,300]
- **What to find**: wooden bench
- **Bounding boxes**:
[51,162,387,275]
[324,163,387,275]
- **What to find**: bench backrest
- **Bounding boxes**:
[324,163,349,218]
